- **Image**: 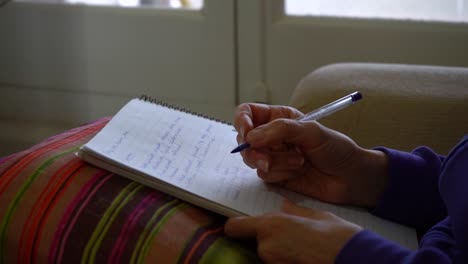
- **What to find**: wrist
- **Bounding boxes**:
[351,148,389,208]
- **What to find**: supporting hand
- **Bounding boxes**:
[224,200,362,264]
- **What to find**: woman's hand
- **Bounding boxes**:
[224,200,362,264]
[234,103,389,208]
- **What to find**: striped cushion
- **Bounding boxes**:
[0,118,258,263]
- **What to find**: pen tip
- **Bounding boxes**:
[230,143,251,154]
[230,146,241,153]
[351,91,363,102]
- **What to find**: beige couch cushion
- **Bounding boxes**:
[290,63,468,154]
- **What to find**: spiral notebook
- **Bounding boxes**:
[77,96,418,249]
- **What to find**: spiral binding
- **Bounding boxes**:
[139,94,232,126]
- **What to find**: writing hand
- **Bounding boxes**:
[234,103,389,208]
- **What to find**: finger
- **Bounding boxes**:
[267,105,304,121]
[245,149,304,179]
[257,168,300,183]
[224,216,260,238]
[234,136,256,169]
[238,147,271,170]
[255,152,305,183]
[247,104,303,126]
[234,104,303,138]
[236,133,242,144]
[234,103,279,138]
[270,143,290,152]
[267,150,305,171]
[234,103,255,138]
[280,200,323,220]
[247,119,326,150]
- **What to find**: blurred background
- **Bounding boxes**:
[1,0,468,156]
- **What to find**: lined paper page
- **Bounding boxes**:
[81,98,417,249]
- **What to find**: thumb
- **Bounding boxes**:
[281,199,323,220]
[246,119,325,149]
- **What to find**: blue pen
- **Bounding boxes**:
[230,91,363,153]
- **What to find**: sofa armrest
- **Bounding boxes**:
[290,63,468,154]
[0,118,259,263]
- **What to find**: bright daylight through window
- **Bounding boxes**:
[286,0,468,23]
[14,0,203,9]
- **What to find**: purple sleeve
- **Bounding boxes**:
[337,138,468,264]
[335,230,451,264]
[370,147,447,232]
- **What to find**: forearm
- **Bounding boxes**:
[346,144,446,231]
[336,230,453,264]
[370,147,446,231]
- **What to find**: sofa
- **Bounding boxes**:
[1,63,467,263]
[291,63,468,155]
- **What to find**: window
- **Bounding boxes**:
[14,0,203,9]
[286,0,468,23]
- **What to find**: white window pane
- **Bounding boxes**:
[14,0,203,9]
[286,0,468,23]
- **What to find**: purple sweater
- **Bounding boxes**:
[336,136,468,264]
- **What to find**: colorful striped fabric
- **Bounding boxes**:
[0,118,259,263]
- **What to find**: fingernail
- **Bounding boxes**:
[256,160,269,172]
